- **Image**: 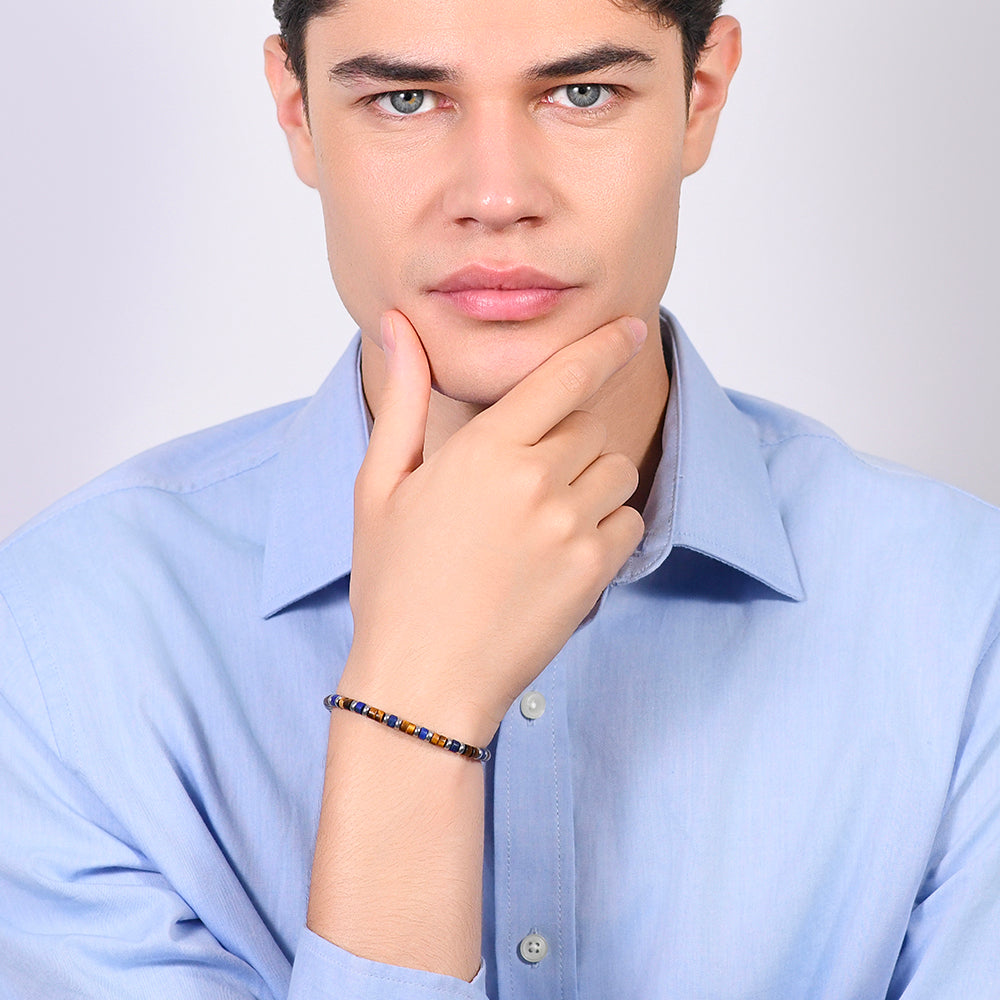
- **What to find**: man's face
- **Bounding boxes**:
[285,0,709,405]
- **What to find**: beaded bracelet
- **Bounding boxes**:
[324,694,492,763]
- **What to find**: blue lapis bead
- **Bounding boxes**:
[353,702,367,714]
[417,728,430,741]
[386,715,399,728]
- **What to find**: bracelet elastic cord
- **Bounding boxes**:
[324,694,492,763]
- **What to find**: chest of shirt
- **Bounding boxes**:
[67,560,964,999]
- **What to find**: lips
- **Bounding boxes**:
[433,264,574,294]
[429,264,577,322]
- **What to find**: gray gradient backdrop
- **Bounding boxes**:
[2,0,998,539]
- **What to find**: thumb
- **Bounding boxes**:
[363,310,432,496]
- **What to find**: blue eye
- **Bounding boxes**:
[550,84,615,110]
[375,90,436,116]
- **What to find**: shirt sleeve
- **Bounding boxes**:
[0,591,270,997]
[288,930,487,1000]
[887,621,1000,998]
[0,592,488,1000]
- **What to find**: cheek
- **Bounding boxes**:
[315,154,412,328]
[587,147,683,308]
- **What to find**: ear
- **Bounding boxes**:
[264,35,319,190]
[681,16,742,178]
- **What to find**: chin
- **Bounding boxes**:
[428,359,540,408]
[423,324,570,407]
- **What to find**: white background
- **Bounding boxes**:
[1,0,998,539]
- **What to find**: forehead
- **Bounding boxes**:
[309,0,677,70]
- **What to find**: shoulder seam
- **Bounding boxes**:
[1,448,280,556]
[758,431,842,449]
[0,584,68,761]
[758,432,1000,515]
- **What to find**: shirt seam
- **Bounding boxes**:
[331,966,475,994]
[758,430,845,449]
[550,676,565,1000]
[759,432,1000,512]
[0,449,281,557]
[916,608,1000,906]
[503,732,513,991]
[0,581,71,762]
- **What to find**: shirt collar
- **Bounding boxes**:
[259,338,368,618]
[259,310,804,618]
[614,311,804,600]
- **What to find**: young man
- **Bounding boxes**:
[1,1,998,998]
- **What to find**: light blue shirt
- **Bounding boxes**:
[2,313,1000,999]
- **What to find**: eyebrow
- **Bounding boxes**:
[525,43,655,80]
[329,55,457,85]
[328,44,655,86]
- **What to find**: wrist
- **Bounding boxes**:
[339,648,502,748]
[325,694,492,762]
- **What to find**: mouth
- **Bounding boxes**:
[428,264,577,322]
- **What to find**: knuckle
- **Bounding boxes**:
[606,450,638,483]
[624,505,646,538]
[624,463,642,499]
[554,358,597,400]
[618,506,646,550]
[612,320,637,361]
[571,534,607,580]
[546,502,583,543]
[572,409,607,449]
[512,455,553,503]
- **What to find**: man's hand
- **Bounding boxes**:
[344,309,648,745]
[310,309,647,976]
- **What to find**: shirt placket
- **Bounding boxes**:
[491,648,579,999]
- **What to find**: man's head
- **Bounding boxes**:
[274,0,725,113]
[264,0,740,406]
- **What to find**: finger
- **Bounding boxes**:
[570,451,640,526]
[480,316,647,445]
[361,310,432,497]
[596,503,646,575]
[532,409,608,485]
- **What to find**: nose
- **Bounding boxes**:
[441,108,555,231]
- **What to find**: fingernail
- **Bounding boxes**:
[380,314,397,356]
[626,318,648,348]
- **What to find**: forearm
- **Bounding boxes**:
[305,311,646,984]
[306,678,486,983]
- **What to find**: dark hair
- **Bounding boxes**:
[272,0,724,109]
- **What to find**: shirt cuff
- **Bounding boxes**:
[287,926,488,1000]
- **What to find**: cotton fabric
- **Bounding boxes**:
[2,313,999,998]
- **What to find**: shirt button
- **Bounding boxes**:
[519,691,546,720]
[518,933,549,964]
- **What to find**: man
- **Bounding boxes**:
[1,1,998,998]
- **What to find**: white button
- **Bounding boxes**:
[518,933,549,964]
[520,691,546,720]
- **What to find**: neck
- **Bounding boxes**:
[361,312,670,514]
